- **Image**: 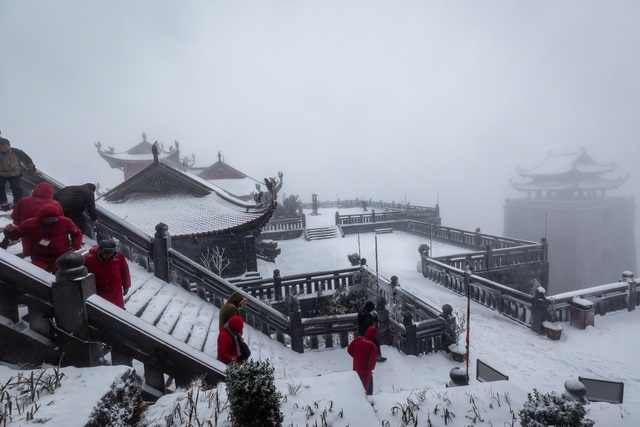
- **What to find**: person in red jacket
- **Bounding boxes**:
[84,239,131,309]
[4,182,64,253]
[347,325,378,395]
[3,203,82,273]
[217,315,251,365]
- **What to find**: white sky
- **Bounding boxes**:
[1,208,638,425]
[1,0,639,259]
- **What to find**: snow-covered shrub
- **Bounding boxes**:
[518,389,594,427]
[86,368,142,427]
[417,243,430,257]
[347,252,361,266]
[226,360,283,427]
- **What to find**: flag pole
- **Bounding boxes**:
[465,266,472,382]
[375,235,379,293]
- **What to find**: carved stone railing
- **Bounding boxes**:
[0,251,226,398]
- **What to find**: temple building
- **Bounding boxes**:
[96,134,272,200]
[97,144,281,278]
[504,149,636,293]
[96,133,190,180]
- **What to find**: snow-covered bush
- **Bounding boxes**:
[226,360,283,427]
[347,252,361,266]
[518,389,594,427]
[87,369,142,427]
[417,243,430,257]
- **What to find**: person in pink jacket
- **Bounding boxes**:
[84,239,131,308]
[347,325,378,395]
[3,203,82,273]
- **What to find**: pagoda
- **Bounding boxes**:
[504,148,636,293]
[97,145,279,278]
[95,133,192,180]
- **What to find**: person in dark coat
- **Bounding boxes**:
[357,300,386,362]
[218,291,247,331]
[348,325,378,395]
[84,239,131,309]
[53,183,99,235]
[217,315,251,365]
[0,133,38,210]
[5,182,64,254]
[3,203,82,273]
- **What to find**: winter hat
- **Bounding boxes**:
[32,182,55,199]
[38,203,60,219]
[228,315,244,334]
[0,137,10,146]
[97,239,117,255]
[364,301,375,312]
[365,325,378,340]
[84,183,96,192]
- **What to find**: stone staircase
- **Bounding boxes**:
[305,226,339,241]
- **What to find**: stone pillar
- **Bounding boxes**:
[485,245,494,271]
[52,251,101,367]
[273,269,282,302]
[621,271,636,312]
[371,209,376,223]
[289,297,304,353]
[152,222,171,282]
[244,235,257,273]
[530,287,547,334]
[402,309,416,355]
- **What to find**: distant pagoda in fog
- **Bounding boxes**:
[504,148,636,293]
[96,133,276,200]
[96,132,189,179]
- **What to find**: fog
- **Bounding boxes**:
[1,0,639,267]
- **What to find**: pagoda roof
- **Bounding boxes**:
[511,149,629,193]
[510,175,629,192]
[516,150,619,177]
[197,152,283,200]
[97,159,276,239]
[95,133,184,169]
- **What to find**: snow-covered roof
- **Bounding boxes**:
[516,150,619,177]
[510,175,629,192]
[97,160,276,238]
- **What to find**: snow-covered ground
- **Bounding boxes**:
[1,208,638,425]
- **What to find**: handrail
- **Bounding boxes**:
[86,295,226,389]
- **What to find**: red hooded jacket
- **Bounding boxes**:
[11,182,64,256]
[347,325,378,391]
[84,245,131,308]
[5,203,82,272]
[217,315,244,365]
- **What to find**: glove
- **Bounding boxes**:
[123,287,129,296]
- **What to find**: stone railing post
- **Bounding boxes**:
[334,211,339,225]
[530,287,547,333]
[273,269,282,302]
[289,297,304,353]
[153,222,171,282]
[52,251,101,367]
[402,310,416,355]
[621,271,636,312]
[485,245,494,271]
[541,237,548,263]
